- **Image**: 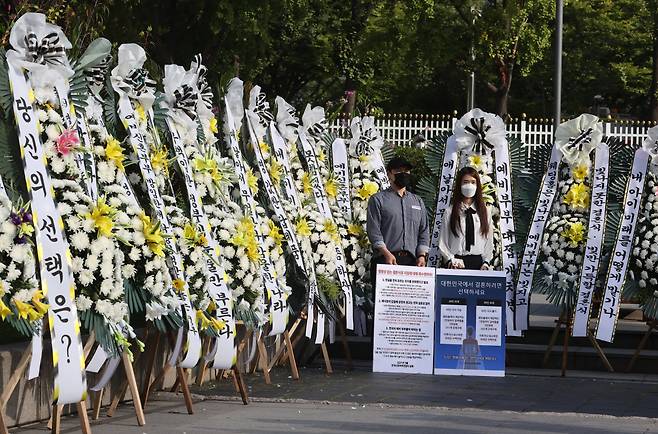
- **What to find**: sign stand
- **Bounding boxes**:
[141,330,194,414]
[542,310,613,376]
[626,320,658,372]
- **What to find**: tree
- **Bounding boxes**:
[449,0,553,117]
[647,0,658,121]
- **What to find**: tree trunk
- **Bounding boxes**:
[650,8,658,121]
[488,59,514,119]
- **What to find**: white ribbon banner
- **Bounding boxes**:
[0,174,6,197]
[493,142,519,335]
[372,150,390,190]
[168,117,237,368]
[572,144,609,337]
[74,111,99,201]
[596,149,649,342]
[269,121,302,209]
[117,97,201,368]
[53,83,94,198]
[428,135,458,268]
[298,130,354,332]
[514,145,562,331]
[247,114,306,275]
[7,59,87,404]
[224,97,285,336]
[332,138,352,221]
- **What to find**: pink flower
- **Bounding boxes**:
[56,129,80,155]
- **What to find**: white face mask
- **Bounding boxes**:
[461,183,477,198]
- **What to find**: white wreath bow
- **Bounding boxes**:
[555,114,603,168]
[453,108,507,154]
[110,44,155,110]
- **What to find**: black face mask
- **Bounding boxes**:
[394,172,413,189]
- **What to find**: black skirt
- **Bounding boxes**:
[455,254,483,270]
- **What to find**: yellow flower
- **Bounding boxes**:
[173,279,185,292]
[210,317,226,332]
[301,172,313,196]
[321,219,341,244]
[318,149,326,163]
[86,197,116,238]
[468,154,484,170]
[268,220,284,253]
[348,223,364,237]
[246,168,258,194]
[197,310,212,330]
[140,213,166,257]
[18,221,34,239]
[561,221,586,247]
[194,156,224,184]
[357,180,379,201]
[13,298,31,320]
[572,164,588,183]
[563,182,590,211]
[135,104,147,124]
[150,147,169,176]
[105,136,125,172]
[184,223,207,247]
[268,160,283,185]
[325,177,338,199]
[230,217,260,262]
[31,291,49,316]
[28,89,35,104]
[0,300,11,320]
[209,117,219,134]
[259,141,270,155]
[296,218,311,237]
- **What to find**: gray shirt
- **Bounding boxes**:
[366,187,430,257]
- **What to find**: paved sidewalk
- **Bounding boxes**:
[12,364,658,433]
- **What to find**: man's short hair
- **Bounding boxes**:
[386,156,413,172]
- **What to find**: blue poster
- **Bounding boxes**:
[434,270,506,377]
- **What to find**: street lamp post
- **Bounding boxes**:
[554,0,563,132]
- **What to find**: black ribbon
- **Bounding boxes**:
[85,54,112,89]
[173,84,198,120]
[356,128,377,157]
[191,54,213,111]
[568,128,593,152]
[464,117,493,154]
[253,91,273,128]
[123,67,155,97]
[465,208,476,252]
[307,117,328,137]
[24,31,66,66]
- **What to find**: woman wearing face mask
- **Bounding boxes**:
[438,166,493,270]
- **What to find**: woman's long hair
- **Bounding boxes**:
[449,166,490,237]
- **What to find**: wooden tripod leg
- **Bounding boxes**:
[626,322,655,372]
[320,342,333,374]
[196,338,211,386]
[122,351,146,426]
[542,316,564,367]
[587,332,614,372]
[1,345,32,405]
[232,366,249,405]
[256,337,272,385]
[140,331,160,406]
[50,404,61,434]
[561,318,571,377]
[92,390,103,420]
[107,380,128,417]
[284,330,300,380]
[76,401,91,434]
[175,366,194,415]
[0,409,8,434]
[336,319,353,370]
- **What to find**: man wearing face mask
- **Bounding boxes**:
[367,157,430,287]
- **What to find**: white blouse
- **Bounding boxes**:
[438,203,494,265]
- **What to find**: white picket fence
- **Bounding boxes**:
[330,114,657,158]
